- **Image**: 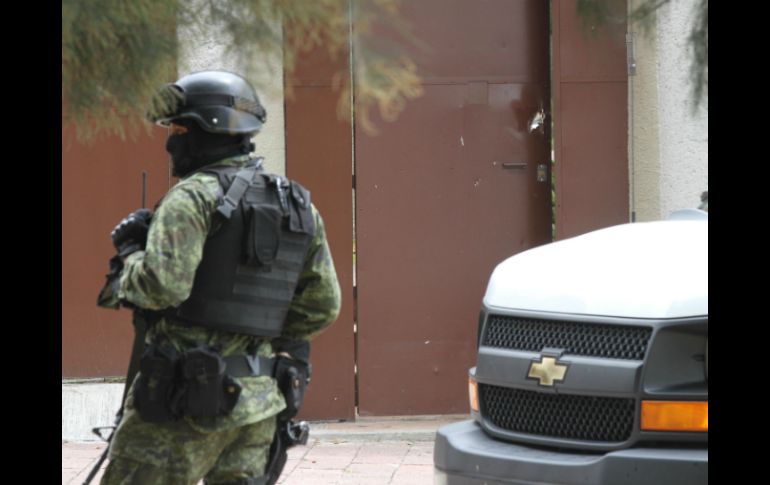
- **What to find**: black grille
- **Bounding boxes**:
[482,315,652,360]
[480,384,635,442]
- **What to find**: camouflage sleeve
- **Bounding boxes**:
[276,206,342,344]
[118,176,219,310]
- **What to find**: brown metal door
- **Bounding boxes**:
[285,41,357,420]
[552,0,629,238]
[355,0,552,415]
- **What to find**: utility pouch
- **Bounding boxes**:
[243,204,283,269]
[134,345,180,423]
[275,357,311,421]
[179,346,241,418]
[288,182,315,236]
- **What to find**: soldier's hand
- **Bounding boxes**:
[111,209,153,258]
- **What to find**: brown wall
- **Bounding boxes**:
[553,0,629,239]
[62,124,170,377]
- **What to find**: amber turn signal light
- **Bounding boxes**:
[641,401,708,432]
[469,377,479,413]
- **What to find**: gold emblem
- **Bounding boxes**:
[528,356,568,386]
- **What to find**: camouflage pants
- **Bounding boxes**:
[100,409,276,485]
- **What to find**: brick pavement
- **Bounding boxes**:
[62,437,436,485]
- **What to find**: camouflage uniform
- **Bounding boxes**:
[100,154,341,485]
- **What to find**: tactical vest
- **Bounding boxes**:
[171,161,316,338]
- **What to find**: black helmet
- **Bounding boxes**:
[148,70,266,135]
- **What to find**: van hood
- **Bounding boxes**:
[483,218,708,319]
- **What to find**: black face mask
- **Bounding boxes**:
[166,132,195,177]
[166,120,254,177]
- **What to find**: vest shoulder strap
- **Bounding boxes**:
[196,158,264,220]
[216,166,256,219]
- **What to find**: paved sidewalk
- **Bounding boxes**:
[62,416,464,484]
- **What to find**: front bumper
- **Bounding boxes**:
[433,421,707,485]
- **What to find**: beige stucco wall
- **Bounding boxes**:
[629,0,708,221]
[628,22,662,222]
[177,10,286,176]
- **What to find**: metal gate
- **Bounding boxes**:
[354,0,552,415]
[285,0,627,418]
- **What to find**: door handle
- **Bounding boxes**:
[499,162,548,183]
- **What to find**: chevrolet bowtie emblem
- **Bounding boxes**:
[528,356,569,387]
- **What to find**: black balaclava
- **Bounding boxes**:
[166,118,254,177]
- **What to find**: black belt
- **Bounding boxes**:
[224,355,275,378]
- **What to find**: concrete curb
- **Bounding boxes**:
[308,428,438,442]
[62,383,124,442]
[307,415,468,443]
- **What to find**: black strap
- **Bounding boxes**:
[225,355,275,378]
[185,93,264,119]
[216,166,258,219]
[264,429,288,485]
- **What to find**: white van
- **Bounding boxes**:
[434,210,708,485]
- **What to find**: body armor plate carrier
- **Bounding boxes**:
[171,161,316,337]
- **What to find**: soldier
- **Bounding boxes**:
[97,70,341,485]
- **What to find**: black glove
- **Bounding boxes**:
[111,209,153,258]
